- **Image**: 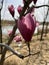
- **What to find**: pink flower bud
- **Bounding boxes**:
[13,36,22,42]
[18,13,36,42]
[8,5,15,17]
[8,30,12,36]
[17,5,22,14]
[36,21,40,27]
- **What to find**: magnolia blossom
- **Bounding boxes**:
[13,36,22,47]
[13,36,22,42]
[18,13,36,42]
[8,30,12,36]
[17,5,22,14]
[8,5,15,17]
[36,21,40,27]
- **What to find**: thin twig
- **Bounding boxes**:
[24,5,49,15]
[23,51,40,58]
[40,1,49,40]
[0,43,24,59]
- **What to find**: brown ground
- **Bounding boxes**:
[1,33,49,65]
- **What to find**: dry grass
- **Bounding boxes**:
[1,33,49,65]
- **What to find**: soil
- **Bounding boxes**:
[0,33,49,65]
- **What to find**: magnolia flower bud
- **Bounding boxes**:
[36,21,40,27]
[13,36,22,42]
[17,5,22,14]
[8,5,15,17]
[8,30,12,36]
[18,13,36,42]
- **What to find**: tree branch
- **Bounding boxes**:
[0,1,49,65]
[0,1,32,65]
[23,51,40,58]
[0,43,24,59]
[25,5,49,15]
